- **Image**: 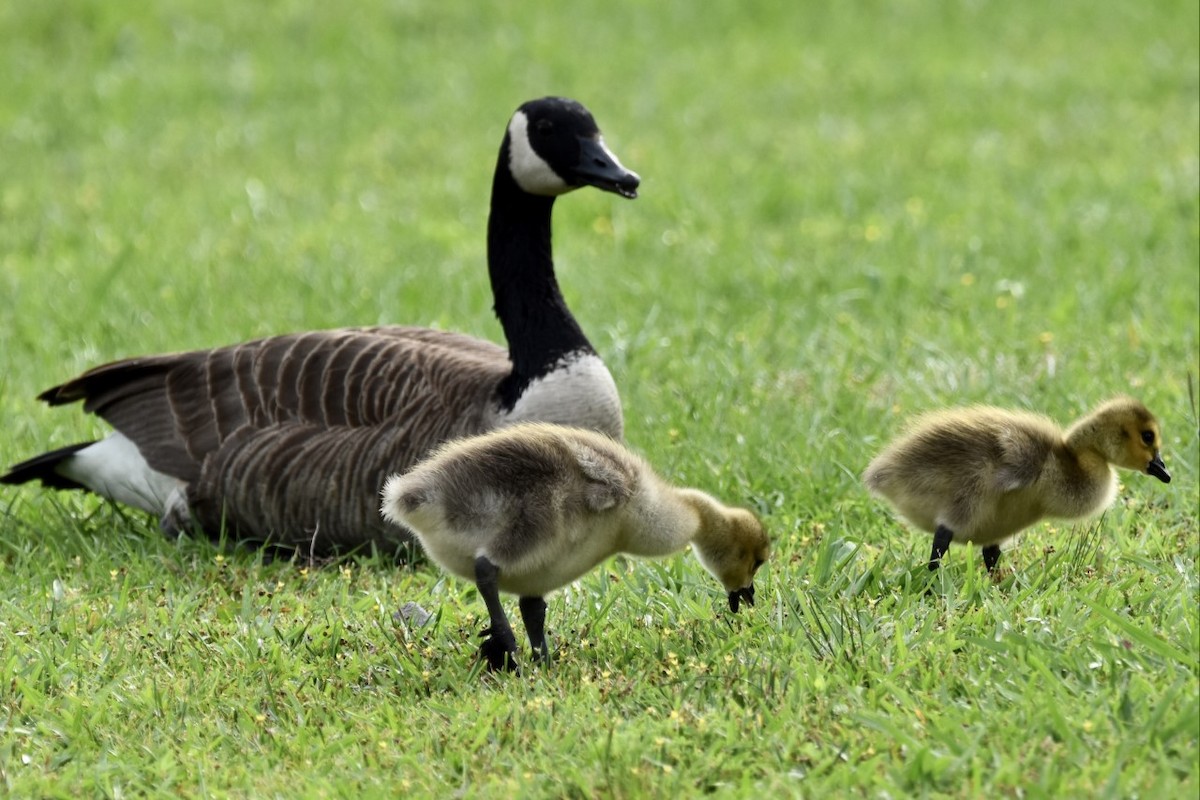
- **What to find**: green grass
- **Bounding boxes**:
[2,0,1197,796]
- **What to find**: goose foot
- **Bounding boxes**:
[929,525,953,571]
[478,626,520,673]
[982,544,1002,572]
[475,554,520,673]
[519,596,550,664]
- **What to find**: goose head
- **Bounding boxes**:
[687,502,770,613]
[1080,396,1171,483]
[505,97,640,199]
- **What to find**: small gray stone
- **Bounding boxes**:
[394,601,432,628]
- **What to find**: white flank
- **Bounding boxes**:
[507,111,573,196]
[503,352,623,437]
[56,432,185,515]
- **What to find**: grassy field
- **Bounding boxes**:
[2,0,1197,796]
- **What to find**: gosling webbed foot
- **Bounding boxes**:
[478,625,520,673]
[982,544,1002,573]
[474,554,520,674]
[929,525,953,571]
[519,596,550,664]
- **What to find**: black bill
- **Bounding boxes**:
[569,137,640,198]
[1147,453,1171,483]
[728,585,756,613]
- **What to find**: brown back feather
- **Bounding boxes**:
[40,327,511,546]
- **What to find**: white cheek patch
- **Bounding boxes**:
[57,432,185,515]
[507,111,573,196]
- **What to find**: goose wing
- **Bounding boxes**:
[991,418,1054,493]
[563,433,640,512]
[40,326,511,484]
[187,416,498,551]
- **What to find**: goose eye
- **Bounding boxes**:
[1140,430,1155,446]
[534,119,553,136]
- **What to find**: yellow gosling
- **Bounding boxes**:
[863,396,1170,572]
[381,422,769,672]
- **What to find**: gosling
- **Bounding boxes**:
[380,422,769,672]
[863,396,1170,572]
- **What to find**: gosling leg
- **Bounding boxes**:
[981,544,1002,573]
[929,525,953,571]
[474,555,519,673]
[519,596,550,664]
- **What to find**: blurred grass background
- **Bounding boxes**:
[1,0,1197,796]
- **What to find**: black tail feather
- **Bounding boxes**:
[36,358,171,407]
[1,442,96,490]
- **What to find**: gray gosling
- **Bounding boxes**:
[381,422,769,672]
[863,396,1170,572]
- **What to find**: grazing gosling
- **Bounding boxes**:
[863,396,1171,572]
[380,422,769,672]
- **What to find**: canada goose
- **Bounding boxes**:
[380,422,770,672]
[863,396,1171,572]
[1,98,640,553]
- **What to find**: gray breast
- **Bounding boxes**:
[501,352,623,438]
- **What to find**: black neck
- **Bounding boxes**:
[488,143,595,409]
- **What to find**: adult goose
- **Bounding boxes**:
[863,396,1171,572]
[2,97,640,554]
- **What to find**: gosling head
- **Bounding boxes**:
[1084,396,1171,483]
[690,505,770,613]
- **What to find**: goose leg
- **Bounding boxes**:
[981,544,1002,572]
[474,555,520,672]
[519,596,550,664]
[929,525,953,571]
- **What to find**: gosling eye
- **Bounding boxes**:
[752,559,765,571]
[1140,430,1155,446]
